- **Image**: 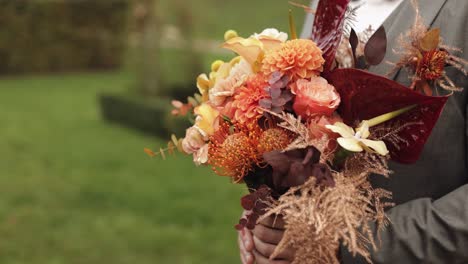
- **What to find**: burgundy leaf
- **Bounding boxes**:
[364,26,387,66]
[311,0,351,73]
[349,28,359,66]
[263,151,290,175]
[264,147,322,189]
[241,194,256,210]
[236,185,273,230]
[326,68,449,164]
[235,218,248,230]
[311,163,335,187]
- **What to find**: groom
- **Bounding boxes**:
[238,0,468,263]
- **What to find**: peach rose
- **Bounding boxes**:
[309,114,343,139]
[308,114,343,155]
[291,77,340,118]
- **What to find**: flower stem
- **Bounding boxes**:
[289,10,297,40]
[367,104,417,127]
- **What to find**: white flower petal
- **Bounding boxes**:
[325,122,355,138]
[252,28,288,42]
[337,137,364,152]
[360,139,389,156]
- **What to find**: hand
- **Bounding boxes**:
[251,215,294,264]
[238,211,255,264]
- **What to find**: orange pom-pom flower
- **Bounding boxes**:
[262,39,325,80]
[208,121,262,182]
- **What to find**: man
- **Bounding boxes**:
[238,0,468,263]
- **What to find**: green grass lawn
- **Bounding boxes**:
[0,71,246,264]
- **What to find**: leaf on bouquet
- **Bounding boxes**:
[263,147,334,191]
[236,185,273,230]
[326,68,449,164]
[311,0,351,73]
[364,26,387,66]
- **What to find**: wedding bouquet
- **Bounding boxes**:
[146,0,466,263]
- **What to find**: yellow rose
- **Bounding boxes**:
[194,104,219,136]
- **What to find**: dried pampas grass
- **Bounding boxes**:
[261,156,393,264]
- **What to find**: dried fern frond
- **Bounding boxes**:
[262,110,333,161]
[343,4,363,35]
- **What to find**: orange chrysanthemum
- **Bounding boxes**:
[208,121,262,182]
[258,128,294,154]
[262,39,325,80]
[231,74,269,124]
[417,50,448,80]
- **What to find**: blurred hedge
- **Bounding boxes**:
[0,0,129,74]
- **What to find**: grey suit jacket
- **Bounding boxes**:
[303,0,468,263]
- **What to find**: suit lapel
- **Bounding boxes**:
[370,0,448,80]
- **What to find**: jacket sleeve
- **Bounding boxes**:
[340,184,468,263]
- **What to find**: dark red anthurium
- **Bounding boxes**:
[326,68,449,164]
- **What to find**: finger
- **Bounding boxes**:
[253,224,285,245]
[239,234,247,264]
[253,249,291,264]
[242,228,255,252]
[253,236,294,261]
[239,230,255,263]
[259,214,285,229]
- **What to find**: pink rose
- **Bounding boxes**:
[182,126,209,165]
[290,77,340,118]
[182,126,206,154]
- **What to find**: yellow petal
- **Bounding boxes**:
[360,139,389,156]
[229,56,242,66]
[258,37,283,51]
[356,121,370,139]
[194,104,219,136]
[196,74,210,96]
[337,137,363,152]
[222,37,264,66]
[215,63,232,80]
[326,122,355,138]
[211,60,224,72]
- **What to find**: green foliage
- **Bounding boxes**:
[0,71,245,263]
[0,0,129,74]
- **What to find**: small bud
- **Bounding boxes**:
[224,30,238,41]
[211,60,224,72]
[229,56,242,66]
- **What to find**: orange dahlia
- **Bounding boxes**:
[208,121,262,182]
[262,39,325,80]
[231,74,269,124]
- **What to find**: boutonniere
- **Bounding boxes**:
[390,0,467,95]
